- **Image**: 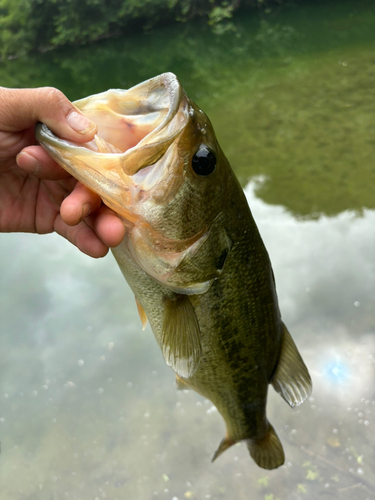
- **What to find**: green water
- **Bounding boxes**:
[2,0,375,217]
[1,1,375,499]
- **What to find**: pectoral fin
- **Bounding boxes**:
[271,324,312,407]
[161,294,202,378]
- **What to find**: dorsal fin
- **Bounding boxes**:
[271,324,312,407]
[135,296,148,330]
[161,294,202,378]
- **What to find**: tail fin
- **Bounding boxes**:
[212,423,284,470]
[247,422,285,470]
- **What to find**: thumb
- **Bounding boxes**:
[0,86,97,142]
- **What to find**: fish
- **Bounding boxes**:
[35,72,312,470]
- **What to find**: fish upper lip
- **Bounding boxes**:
[37,72,187,175]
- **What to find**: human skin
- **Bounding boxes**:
[0,86,125,258]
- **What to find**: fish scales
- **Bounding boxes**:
[187,192,281,438]
[36,72,312,469]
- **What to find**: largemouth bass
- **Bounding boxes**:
[36,73,312,470]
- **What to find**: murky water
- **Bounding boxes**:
[1,1,375,498]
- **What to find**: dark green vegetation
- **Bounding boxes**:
[1,0,374,218]
[0,0,281,58]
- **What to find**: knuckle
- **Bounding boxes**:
[41,87,69,112]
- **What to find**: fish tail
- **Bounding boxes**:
[246,422,285,470]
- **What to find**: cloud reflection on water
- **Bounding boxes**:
[0,179,374,499]
[246,178,375,405]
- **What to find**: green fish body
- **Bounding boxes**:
[36,73,312,469]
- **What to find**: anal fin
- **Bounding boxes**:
[135,296,148,330]
[161,294,202,378]
[271,324,312,407]
[212,436,235,462]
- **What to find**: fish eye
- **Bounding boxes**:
[192,146,216,176]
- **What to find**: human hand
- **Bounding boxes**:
[0,86,125,257]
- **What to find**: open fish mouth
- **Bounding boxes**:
[36,73,228,295]
[35,72,189,220]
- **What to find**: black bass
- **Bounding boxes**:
[36,73,312,470]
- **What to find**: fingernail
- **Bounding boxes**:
[16,152,40,174]
[80,203,92,222]
[67,111,97,135]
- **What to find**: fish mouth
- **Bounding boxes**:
[35,72,189,219]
